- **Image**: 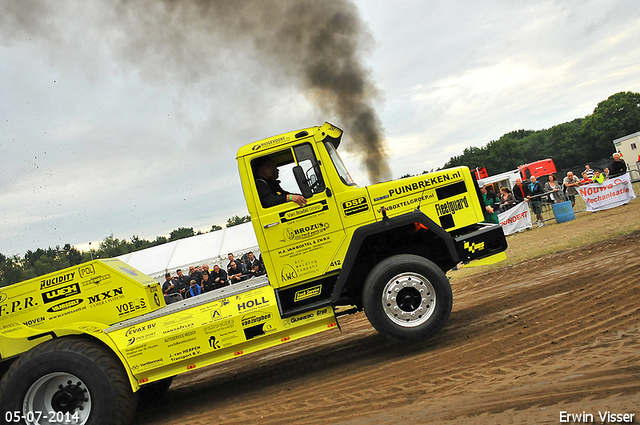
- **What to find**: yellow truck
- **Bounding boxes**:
[0,122,507,425]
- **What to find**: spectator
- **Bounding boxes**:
[211,265,229,289]
[189,265,204,287]
[563,171,580,207]
[245,251,264,278]
[202,273,214,292]
[579,171,592,185]
[228,261,245,284]
[603,168,610,179]
[524,176,544,227]
[609,153,627,178]
[512,178,527,203]
[592,170,605,184]
[544,174,565,204]
[227,253,244,275]
[162,272,179,297]
[479,184,499,224]
[584,164,594,179]
[498,187,516,212]
[202,264,211,275]
[175,269,190,298]
[185,280,202,298]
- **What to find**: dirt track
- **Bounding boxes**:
[133,231,640,424]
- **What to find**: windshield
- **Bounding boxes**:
[324,141,356,186]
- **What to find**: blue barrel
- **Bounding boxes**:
[553,201,575,223]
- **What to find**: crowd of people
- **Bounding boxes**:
[481,153,628,228]
[162,251,265,303]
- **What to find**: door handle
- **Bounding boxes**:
[264,222,280,228]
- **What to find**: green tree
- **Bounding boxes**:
[210,224,222,232]
[226,215,251,228]
[152,236,168,246]
[582,91,640,160]
[169,227,195,241]
[98,234,129,258]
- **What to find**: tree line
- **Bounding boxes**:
[442,91,640,174]
[0,215,251,287]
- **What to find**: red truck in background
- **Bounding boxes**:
[472,159,557,182]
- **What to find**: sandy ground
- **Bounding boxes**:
[133,230,640,425]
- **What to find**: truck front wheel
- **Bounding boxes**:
[362,254,452,342]
[0,337,137,425]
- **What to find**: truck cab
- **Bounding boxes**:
[238,122,507,320]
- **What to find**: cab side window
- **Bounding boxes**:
[293,143,325,194]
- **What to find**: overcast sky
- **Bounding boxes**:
[1,0,639,256]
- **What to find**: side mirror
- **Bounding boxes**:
[293,165,313,199]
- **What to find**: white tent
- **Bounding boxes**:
[116,222,260,282]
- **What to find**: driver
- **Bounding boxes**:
[254,156,307,208]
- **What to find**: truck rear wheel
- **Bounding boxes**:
[362,254,452,342]
[0,337,137,425]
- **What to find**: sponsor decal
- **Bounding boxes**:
[283,222,330,241]
[241,312,272,328]
[386,171,462,198]
[165,331,197,348]
[251,135,290,151]
[40,272,76,290]
[22,316,45,327]
[82,274,111,287]
[0,296,38,317]
[131,357,163,370]
[79,325,103,333]
[78,264,95,278]
[237,296,270,312]
[88,287,124,307]
[203,318,234,334]
[153,292,161,307]
[464,241,485,253]
[290,312,314,323]
[0,293,6,303]
[316,307,329,316]
[46,298,84,313]
[162,323,195,335]
[279,200,328,223]
[119,266,137,276]
[342,197,370,216]
[280,265,298,282]
[169,346,201,362]
[42,283,81,304]
[380,193,435,213]
[435,196,469,216]
[116,297,147,317]
[125,323,157,338]
[0,322,23,334]
[208,335,221,349]
[294,285,322,302]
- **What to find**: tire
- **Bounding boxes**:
[362,254,453,342]
[0,337,137,425]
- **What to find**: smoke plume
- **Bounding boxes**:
[2,0,392,182]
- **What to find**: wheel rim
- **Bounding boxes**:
[24,372,91,425]
[382,272,437,327]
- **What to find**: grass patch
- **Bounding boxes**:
[448,197,640,280]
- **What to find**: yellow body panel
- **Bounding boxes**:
[0,259,163,359]
[366,168,486,230]
[105,281,337,385]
